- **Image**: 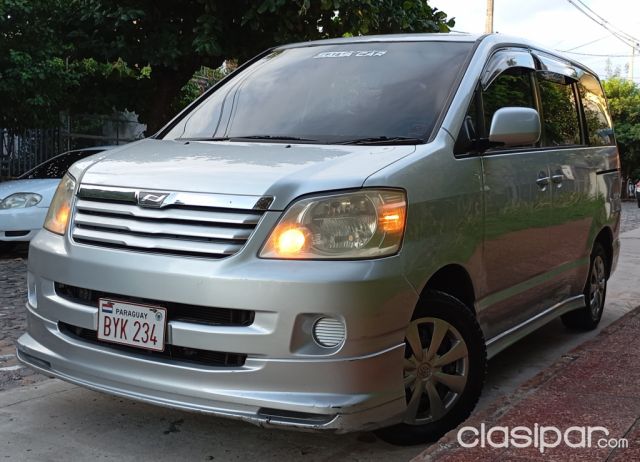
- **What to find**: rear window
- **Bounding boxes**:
[19,149,102,179]
[578,74,615,146]
[164,41,474,144]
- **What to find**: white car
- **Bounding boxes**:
[0,147,110,244]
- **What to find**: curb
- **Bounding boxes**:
[412,305,640,461]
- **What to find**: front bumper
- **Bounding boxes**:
[0,206,47,241]
[18,229,419,432]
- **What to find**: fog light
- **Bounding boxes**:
[312,317,346,348]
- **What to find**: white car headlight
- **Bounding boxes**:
[43,174,76,235]
[0,192,42,209]
[260,189,406,259]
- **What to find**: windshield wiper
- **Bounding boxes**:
[231,135,317,142]
[339,136,425,145]
[178,137,231,142]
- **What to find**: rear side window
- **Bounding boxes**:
[578,74,615,146]
[538,74,581,146]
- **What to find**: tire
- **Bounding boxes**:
[561,242,608,331]
[0,242,16,254]
[375,290,486,446]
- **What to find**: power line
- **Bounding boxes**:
[571,0,640,45]
[558,33,611,52]
[564,0,640,50]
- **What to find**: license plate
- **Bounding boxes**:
[98,298,167,352]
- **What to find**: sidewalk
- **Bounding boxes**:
[414,304,640,458]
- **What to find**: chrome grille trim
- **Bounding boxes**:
[72,186,269,258]
[74,200,262,225]
[78,184,274,211]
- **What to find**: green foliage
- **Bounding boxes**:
[172,66,230,114]
[69,0,455,132]
[0,0,152,129]
[603,77,640,176]
[1,0,455,133]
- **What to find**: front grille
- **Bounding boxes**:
[4,230,30,237]
[58,322,246,368]
[55,283,255,327]
[71,186,269,258]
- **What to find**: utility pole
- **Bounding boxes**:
[630,43,636,82]
[485,0,494,34]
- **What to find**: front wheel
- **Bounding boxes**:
[375,290,486,445]
[561,242,608,330]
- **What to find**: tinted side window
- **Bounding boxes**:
[578,74,615,146]
[538,74,581,146]
[482,68,536,146]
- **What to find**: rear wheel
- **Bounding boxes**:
[561,242,608,330]
[375,290,486,445]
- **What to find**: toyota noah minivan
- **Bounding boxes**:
[17,33,620,445]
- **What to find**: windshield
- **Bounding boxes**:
[163,41,474,144]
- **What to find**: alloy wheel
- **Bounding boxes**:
[403,317,469,424]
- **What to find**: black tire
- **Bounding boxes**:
[561,242,608,330]
[375,290,486,446]
[0,242,16,255]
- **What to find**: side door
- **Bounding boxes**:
[473,51,557,339]
[536,62,619,304]
[534,58,590,305]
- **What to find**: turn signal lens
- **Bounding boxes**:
[275,227,307,255]
[44,173,76,235]
[260,189,406,259]
[380,206,406,234]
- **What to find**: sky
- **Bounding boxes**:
[432,0,640,81]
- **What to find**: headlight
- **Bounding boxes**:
[43,174,76,235]
[260,189,406,259]
[0,193,42,209]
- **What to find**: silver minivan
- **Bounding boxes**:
[17,33,620,444]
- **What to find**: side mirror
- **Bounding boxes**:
[489,107,540,147]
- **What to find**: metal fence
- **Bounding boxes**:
[0,114,145,181]
[0,128,63,179]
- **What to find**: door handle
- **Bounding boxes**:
[536,172,550,189]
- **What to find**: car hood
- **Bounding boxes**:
[79,139,415,209]
[0,178,60,207]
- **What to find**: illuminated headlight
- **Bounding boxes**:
[0,193,42,209]
[43,173,76,235]
[260,189,406,259]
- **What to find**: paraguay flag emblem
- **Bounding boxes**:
[101,301,114,314]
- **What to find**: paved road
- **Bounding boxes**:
[1,201,639,460]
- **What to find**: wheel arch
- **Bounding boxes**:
[420,264,477,315]
[593,226,614,277]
